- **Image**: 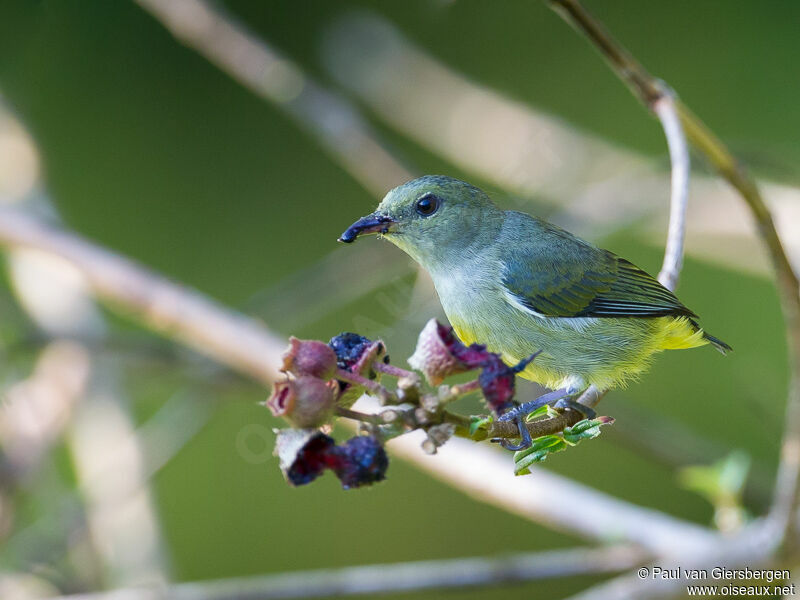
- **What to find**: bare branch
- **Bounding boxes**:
[0,207,285,385]
[562,520,780,600]
[548,0,800,547]
[134,0,413,196]
[575,92,690,411]
[386,433,718,555]
[50,545,643,600]
[653,90,689,290]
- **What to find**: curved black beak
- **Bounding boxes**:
[338,213,397,243]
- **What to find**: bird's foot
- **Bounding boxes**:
[491,388,594,451]
[554,398,596,420]
[496,387,571,423]
[493,415,532,451]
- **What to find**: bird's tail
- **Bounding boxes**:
[660,317,732,355]
[702,331,732,355]
[691,318,732,355]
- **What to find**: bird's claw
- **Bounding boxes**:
[493,388,594,452]
[496,387,570,422]
[554,398,596,419]
[491,415,532,450]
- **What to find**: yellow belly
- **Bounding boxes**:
[451,315,708,390]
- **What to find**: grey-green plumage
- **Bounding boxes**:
[500,212,695,319]
[339,175,730,392]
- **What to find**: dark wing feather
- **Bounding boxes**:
[501,223,696,319]
[576,258,696,318]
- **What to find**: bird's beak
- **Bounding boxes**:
[338,213,397,243]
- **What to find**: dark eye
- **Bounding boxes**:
[415,194,440,217]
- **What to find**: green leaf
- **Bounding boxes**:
[678,450,751,505]
[563,416,614,444]
[525,404,560,422]
[468,415,493,437]
[513,416,614,475]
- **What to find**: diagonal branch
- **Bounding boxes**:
[49,545,644,600]
[653,90,690,290]
[549,0,800,559]
[548,0,800,542]
[134,0,413,196]
[0,206,285,385]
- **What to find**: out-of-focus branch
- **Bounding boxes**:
[134,0,413,196]
[653,91,689,290]
[69,361,167,587]
[549,0,800,558]
[0,207,285,385]
[578,75,690,415]
[562,520,780,600]
[387,432,717,556]
[51,545,644,600]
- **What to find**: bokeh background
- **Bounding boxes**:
[0,1,798,598]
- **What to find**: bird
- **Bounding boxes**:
[338,175,730,449]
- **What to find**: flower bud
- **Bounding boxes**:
[281,337,338,379]
[274,429,336,486]
[266,376,336,428]
[273,430,389,489]
[408,319,492,385]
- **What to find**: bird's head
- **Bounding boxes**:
[338,175,500,269]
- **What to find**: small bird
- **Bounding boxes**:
[339,175,730,449]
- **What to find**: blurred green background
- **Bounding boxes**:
[0,1,795,598]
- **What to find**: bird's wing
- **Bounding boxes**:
[501,238,696,319]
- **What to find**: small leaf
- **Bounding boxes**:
[468,414,493,437]
[514,417,614,475]
[563,416,614,444]
[525,404,560,422]
[514,438,568,473]
[514,434,562,459]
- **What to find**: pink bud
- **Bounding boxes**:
[408,319,492,385]
[266,376,336,428]
[281,337,338,379]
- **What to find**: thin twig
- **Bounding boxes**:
[653,90,690,290]
[549,0,800,548]
[50,545,644,600]
[576,67,690,415]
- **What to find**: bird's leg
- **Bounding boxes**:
[494,415,532,451]
[491,389,597,451]
[554,398,596,420]
[496,388,571,423]
[492,388,571,450]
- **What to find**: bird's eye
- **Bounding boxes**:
[415,194,440,217]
